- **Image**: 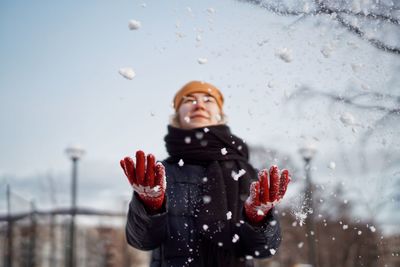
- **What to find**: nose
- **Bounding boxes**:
[193,98,206,110]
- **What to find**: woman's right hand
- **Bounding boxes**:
[120,150,166,212]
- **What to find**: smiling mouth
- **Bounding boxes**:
[190,115,209,119]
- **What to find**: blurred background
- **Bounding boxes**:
[0,0,399,266]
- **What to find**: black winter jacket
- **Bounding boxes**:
[126,161,281,267]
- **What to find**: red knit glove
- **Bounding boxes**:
[244,166,291,224]
[120,150,166,213]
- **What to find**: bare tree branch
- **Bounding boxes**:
[289,87,400,113]
[335,14,400,54]
[238,0,400,54]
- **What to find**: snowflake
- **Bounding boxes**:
[221,147,227,155]
[118,67,136,80]
[128,20,141,30]
[197,58,208,64]
[178,159,184,167]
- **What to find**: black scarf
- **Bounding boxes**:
[164,124,257,266]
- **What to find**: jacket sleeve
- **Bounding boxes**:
[237,208,281,258]
[125,192,168,251]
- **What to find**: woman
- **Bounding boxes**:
[120,81,290,267]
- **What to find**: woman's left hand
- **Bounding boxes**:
[244,166,291,224]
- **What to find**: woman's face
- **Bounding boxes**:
[177,92,222,129]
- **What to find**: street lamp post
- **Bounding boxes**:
[299,143,318,267]
[5,184,13,267]
[65,146,85,267]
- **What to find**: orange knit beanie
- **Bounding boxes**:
[173,81,224,111]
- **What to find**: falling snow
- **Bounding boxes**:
[221,147,227,155]
[231,169,246,181]
[321,43,334,58]
[206,7,215,14]
[275,48,293,62]
[118,67,136,80]
[340,112,356,127]
[351,63,364,73]
[195,132,204,139]
[197,58,208,64]
[128,20,141,30]
[178,159,184,167]
[203,195,211,204]
[294,210,308,226]
[328,161,336,170]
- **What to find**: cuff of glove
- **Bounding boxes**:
[135,192,166,215]
[244,207,274,226]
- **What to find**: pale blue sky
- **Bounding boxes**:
[1,0,399,232]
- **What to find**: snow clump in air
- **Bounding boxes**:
[119,67,136,80]
[128,20,141,30]
[203,195,211,204]
[328,161,336,170]
[294,210,308,226]
[231,169,246,181]
[198,58,208,64]
[351,63,364,73]
[340,112,356,127]
[321,43,335,58]
[275,48,293,62]
[206,7,216,14]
